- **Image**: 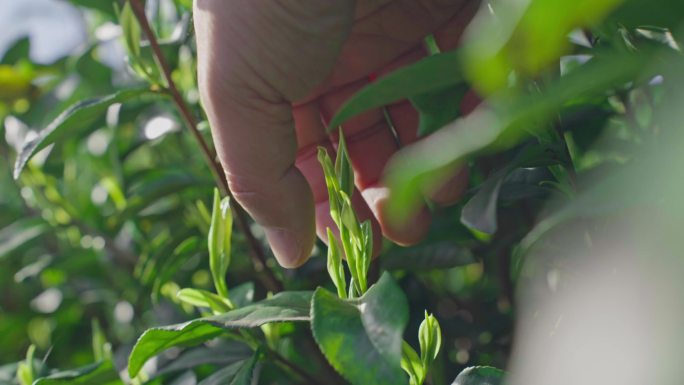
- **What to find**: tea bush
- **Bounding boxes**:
[1,0,683,384]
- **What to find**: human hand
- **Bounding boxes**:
[194,0,479,267]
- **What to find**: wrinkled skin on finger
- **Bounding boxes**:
[194,0,478,267]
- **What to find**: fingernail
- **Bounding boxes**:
[264,227,308,268]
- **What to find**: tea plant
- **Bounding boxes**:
[1,0,683,384]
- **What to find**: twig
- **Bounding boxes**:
[128,0,282,292]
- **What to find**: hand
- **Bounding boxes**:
[194,0,479,267]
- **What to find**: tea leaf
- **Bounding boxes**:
[411,84,469,137]
[451,366,505,385]
[326,228,347,299]
[208,188,232,299]
[386,50,653,223]
[197,352,259,385]
[155,344,252,378]
[33,360,120,385]
[311,273,409,385]
[177,288,234,313]
[229,282,256,309]
[13,88,159,179]
[418,312,442,370]
[329,51,463,129]
[400,342,424,385]
[335,130,355,198]
[460,173,505,235]
[128,291,312,377]
[382,241,474,271]
[0,218,47,259]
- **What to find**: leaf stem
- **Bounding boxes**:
[128,0,282,292]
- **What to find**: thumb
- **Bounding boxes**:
[194,1,341,268]
[200,87,316,268]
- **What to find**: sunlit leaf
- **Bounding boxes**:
[311,273,409,385]
[177,288,234,313]
[400,342,424,385]
[13,88,159,179]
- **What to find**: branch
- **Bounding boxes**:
[128,0,282,292]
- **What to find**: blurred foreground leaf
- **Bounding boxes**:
[386,49,655,223]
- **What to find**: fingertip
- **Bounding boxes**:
[265,226,315,269]
[363,185,432,246]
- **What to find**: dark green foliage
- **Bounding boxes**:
[1,0,681,384]
[452,366,505,385]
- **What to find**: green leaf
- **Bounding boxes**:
[451,366,505,385]
[91,319,111,362]
[460,173,505,235]
[227,352,260,385]
[208,189,232,299]
[16,345,35,385]
[128,291,312,377]
[13,88,158,179]
[386,50,653,223]
[317,147,341,224]
[335,130,355,198]
[411,84,469,137]
[1,37,30,65]
[69,0,117,19]
[329,51,462,129]
[400,342,424,385]
[229,282,255,309]
[155,344,252,378]
[326,228,347,299]
[381,241,474,271]
[311,273,409,385]
[418,312,441,370]
[121,170,203,222]
[196,361,243,385]
[177,288,234,313]
[0,218,47,259]
[119,1,141,58]
[33,360,121,385]
[197,351,259,385]
[462,0,625,93]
